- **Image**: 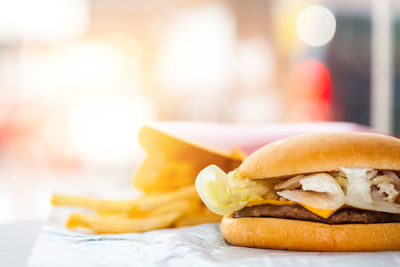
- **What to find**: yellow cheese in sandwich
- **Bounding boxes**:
[246,199,296,207]
[246,199,336,219]
[299,203,337,219]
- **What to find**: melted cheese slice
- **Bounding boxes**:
[246,199,337,219]
[246,199,296,207]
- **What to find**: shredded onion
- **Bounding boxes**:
[341,167,400,213]
[274,175,304,190]
[278,173,345,210]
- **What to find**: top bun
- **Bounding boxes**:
[238,132,400,179]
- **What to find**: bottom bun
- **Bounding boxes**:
[220,215,400,251]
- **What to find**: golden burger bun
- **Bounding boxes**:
[221,215,400,252]
[239,132,400,179]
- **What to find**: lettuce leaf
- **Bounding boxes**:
[195,165,276,215]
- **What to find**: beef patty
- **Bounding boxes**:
[233,204,400,224]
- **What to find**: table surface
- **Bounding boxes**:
[0,167,138,267]
[0,221,42,267]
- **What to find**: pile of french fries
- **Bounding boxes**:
[51,125,244,234]
[51,185,222,234]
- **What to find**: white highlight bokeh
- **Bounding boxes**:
[296,5,336,47]
[67,96,156,166]
[157,3,235,93]
[0,0,89,43]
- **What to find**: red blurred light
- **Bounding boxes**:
[288,60,332,121]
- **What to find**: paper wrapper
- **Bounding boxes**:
[29,223,400,267]
[144,121,373,155]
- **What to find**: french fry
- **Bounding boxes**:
[54,182,220,233]
[96,211,130,219]
[129,185,199,215]
[67,211,182,234]
[230,147,247,161]
[174,209,223,228]
[145,198,202,217]
[51,195,136,213]
[134,125,243,193]
[51,184,198,214]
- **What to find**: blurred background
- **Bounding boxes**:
[0,0,399,223]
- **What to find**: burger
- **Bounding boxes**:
[195,132,400,251]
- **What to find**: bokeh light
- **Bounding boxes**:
[296,5,336,47]
[156,3,234,94]
[288,60,332,121]
[0,0,89,43]
[67,96,156,166]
